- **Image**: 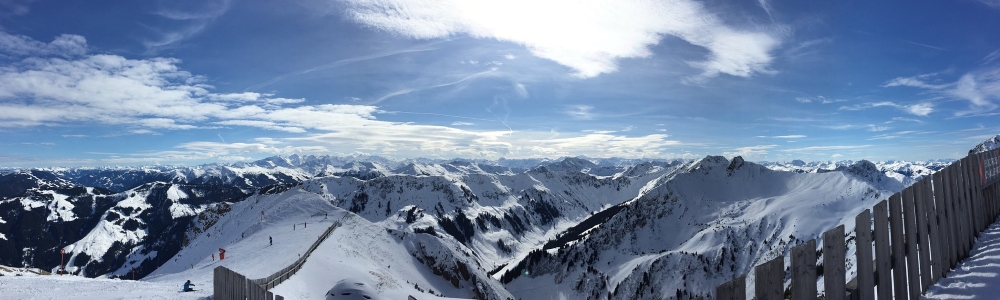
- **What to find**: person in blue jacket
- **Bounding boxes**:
[184,280,196,292]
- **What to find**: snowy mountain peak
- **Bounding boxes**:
[970,134,1000,155]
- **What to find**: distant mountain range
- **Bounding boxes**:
[1,134,997,299]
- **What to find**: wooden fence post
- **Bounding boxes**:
[716,275,745,300]
[823,225,845,300]
[888,193,909,300]
[902,187,921,299]
[873,200,892,300]
[755,257,783,300]
[792,239,817,300]
[918,177,939,287]
[946,165,962,267]
[855,209,875,300]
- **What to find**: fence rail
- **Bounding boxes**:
[711,153,1000,300]
[214,215,347,300]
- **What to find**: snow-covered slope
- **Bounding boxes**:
[499,156,895,300]
[144,186,512,300]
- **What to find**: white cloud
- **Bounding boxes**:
[794,96,843,104]
[783,145,871,152]
[868,125,890,132]
[839,101,933,116]
[342,0,781,79]
[504,54,516,60]
[528,133,682,158]
[0,31,87,58]
[145,0,232,50]
[564,105,595,120]
[451,121,475,126]
[883,75,948,89]
[1,31,696,162]
[884,71,999,115]
[949,74,991,107]
[979,0,1000,9]
[724,144,776,158]
[772,135,806,139]
[831,153,843,158]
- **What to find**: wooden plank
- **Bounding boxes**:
[873,200,893,300]
[213,267,220,299]
[902,187,921,300]
[855,209,875,300]
[755,257,784,300]
[715,275,745,300]
[961,158,978,235]
[823,225,845,300]
[970,157,985,232]
[947,165,965,263]
[957,162,973,258]
[930,172,946,279]
[919,177,939,287]
[968,157,983,232]
[792,239,817,300]
[889,193,909,300]
[939,169,958,271]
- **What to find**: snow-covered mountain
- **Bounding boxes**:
[0,169,249,279]
[3,136,998,299]
[970,134,1000,154]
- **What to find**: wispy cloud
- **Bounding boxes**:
[243,40,443,92]
[0,31,87,58]
[1,32,701,162]
[884,70,1000,116]
[868,125,890,132]
[451,121,475,126]
[901,39,946,51]
[795,95,846,104]
[783,145,872,152]
[866,130,932,141]
[886,117,923,124]
[370,69,496,105]
[564,105,595,120]
[0,0,35,17]
[978,0,1000,9]
[883,75,948,89]
[772,135,806,139]
[144,0,232,50]
[839,101,934,116]
[724,144,777,158]
[341,0,782,79]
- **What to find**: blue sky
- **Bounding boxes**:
[1,0,999,167]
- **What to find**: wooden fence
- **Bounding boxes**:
[711,153,1000,300]
[214,216,346,300]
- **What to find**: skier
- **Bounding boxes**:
[183,280,196,292]
[219,248,226,260]
[211,253,215,261]
[269,236,273,246]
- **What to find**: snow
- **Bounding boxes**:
[0,273,205,299]
[925,217,1000,299]
[63,192,152,273]
[166,185,188,201]
[43,190,77,222]
[140,187,480,299]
